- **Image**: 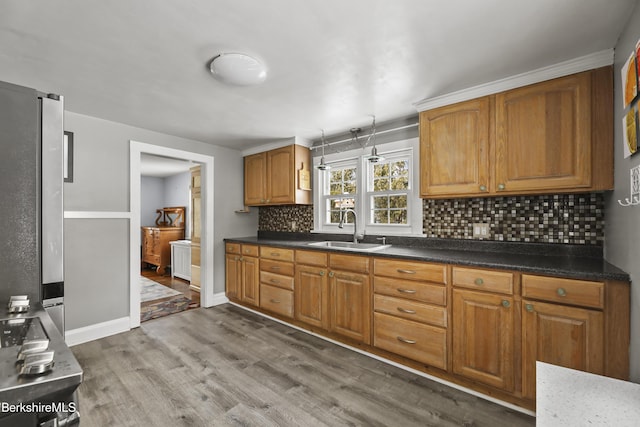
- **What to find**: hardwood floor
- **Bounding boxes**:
[71,305,535,427]
[141,265,200,308]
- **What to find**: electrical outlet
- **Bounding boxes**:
[472,222,490,238]
[290,221,297,232]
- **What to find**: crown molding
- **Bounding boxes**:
[414,49,614,112]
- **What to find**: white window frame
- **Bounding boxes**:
[313,137,423,237]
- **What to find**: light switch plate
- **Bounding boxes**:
[473,222,490,238]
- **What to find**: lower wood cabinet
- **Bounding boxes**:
[452,289,514,391]
[521,299,603,399]
[224,242,630,410]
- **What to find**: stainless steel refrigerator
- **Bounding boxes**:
[0,80,65,335]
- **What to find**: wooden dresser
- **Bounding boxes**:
[141,207,185,275]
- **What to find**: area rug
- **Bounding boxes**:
[140,276,191,322]
[140,276,181,302]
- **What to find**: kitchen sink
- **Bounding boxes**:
[307,241,391,252]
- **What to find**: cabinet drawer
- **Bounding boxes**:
[522,275,604,309]
[241,245,259,257]
[260,284,293,318]
[329,253,370,274]
[225,242,241,255]
[453,267,514,295]
[260,246,294,262]
[374,295,447,328]
[374,277,446,306]
[260,271,294,290]
[260,259,294,276]
[295,250,328,267]
[374,258,447,284]
[374,312,447,369]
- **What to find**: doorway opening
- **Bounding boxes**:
[129,141,214,329]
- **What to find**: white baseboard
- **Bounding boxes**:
[203,292,229,308]
[66,316,130,347]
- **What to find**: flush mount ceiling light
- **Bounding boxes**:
[209,53,267,86]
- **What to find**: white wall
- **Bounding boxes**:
[605,0,640,382]
[63,111,258,331]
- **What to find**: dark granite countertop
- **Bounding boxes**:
[225,232,630,282]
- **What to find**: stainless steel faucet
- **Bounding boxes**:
[338,208,364,243]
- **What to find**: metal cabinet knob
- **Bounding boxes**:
[557,287,567,297]
[319,271,325,276]
[479,185,487,192]
[328,271,334,278]
[502,300,511,308]
[525,304,534,312]
[474,278,484,285]
[497,183,506,190]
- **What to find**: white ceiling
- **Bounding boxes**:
[0,1,636,151]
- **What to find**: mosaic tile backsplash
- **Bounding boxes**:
[258,193,604,245]
[423,193,604,245]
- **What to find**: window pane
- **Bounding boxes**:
[330,170,343,182]
[389,195,407,209]
[343,182,356,194]
[391,176,409,190]
[343,168,356,181]
[390,210,408,224]
[330,183,343,195]
[373,196,388,209]
[373,210,388,224]
[373,178,389,191]
[373,163,389,178]
[391,160,408,177]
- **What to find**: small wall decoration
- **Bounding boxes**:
[623,105,638,158]
[622,52,637,108]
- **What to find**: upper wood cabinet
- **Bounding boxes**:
[420,97,490,196]
[244,144,312,206]
[419,67,613,198]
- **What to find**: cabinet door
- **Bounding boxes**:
[329,270,371,344]
[295,265,328,329]
[244,152,267,205]
[267,146,294,204]
[241,256,260,306]
[452,289,514,391]
[495,72,591,193]
[420,97,490,197]
[522,299,604,399]
[225,253,241,300]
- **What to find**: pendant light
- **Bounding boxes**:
[316,130,331,171]
[364,115,384,163]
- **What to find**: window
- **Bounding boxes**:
[313,138,422,236]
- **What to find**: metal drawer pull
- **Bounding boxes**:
[270,279,280,284]
[397,288,417,294]
[271,252,280,256]
[270,299,281,304]
[271,266,281,271]
[397,269,416,274]
[557,287,567,297]
[474,278,484,285]
[502,300,511,308]
[397,336,417,344]
[397,307,416,314]
[525,304,534,312]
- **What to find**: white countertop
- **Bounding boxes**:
[536,361,640,426]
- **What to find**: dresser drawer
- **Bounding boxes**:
[240,244,259,257]
[374,295,447,328]
[295,250,328,267]
[260,246,294,262]
[225,242,241,255]
[260,284,293,318]
[374,277,446,306]
[329,253,370,274]
[522,275,604,309]
[260,271,294,290]
[374,312,447,369]
[260,259,294,276]
[374,258,447,284]
[453,267,514,295]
